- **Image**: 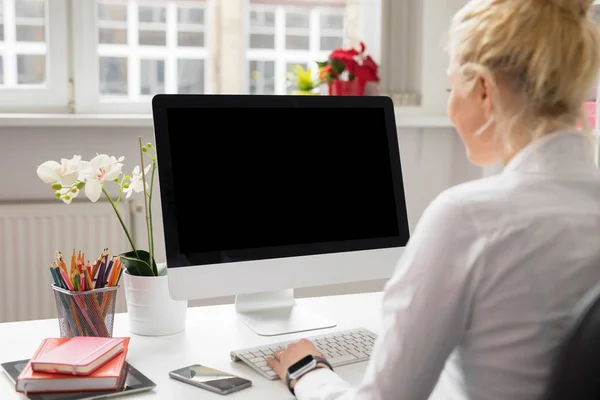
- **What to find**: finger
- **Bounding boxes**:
[319,352,326,359]
[273,349,285,360]
[266,357,284,378]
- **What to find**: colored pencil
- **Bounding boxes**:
[49,247,121,337]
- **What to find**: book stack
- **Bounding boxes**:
[15,337,131,396]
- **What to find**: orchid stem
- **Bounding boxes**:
[138,137,156,275]
[148,157,156,269]
[102,187,138,256]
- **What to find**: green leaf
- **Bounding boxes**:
[119,249,157,276]
[330,59,346,75]
[316,61,329,69]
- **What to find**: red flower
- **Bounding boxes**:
[319,42,379,84]
[330,48,359,62]
[360,56,379,82]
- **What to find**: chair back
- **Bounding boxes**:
[544,282,600,399]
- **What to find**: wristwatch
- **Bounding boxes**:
[286,354,333,396]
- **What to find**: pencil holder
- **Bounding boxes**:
[52,285,119,338]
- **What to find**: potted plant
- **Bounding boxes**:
[36,138,187,336]
[317,41,379,96]
[286,64,320,95]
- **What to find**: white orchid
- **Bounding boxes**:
[124,164,151,198]
[79,154,125,202]
[36,155,83,186]
[36,140,162,276]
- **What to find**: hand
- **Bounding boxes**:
[266,339,325,388]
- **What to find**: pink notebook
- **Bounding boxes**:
[30,337,128,376]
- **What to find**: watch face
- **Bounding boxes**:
[288,355,314,375]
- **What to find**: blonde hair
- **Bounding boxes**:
[448,0,600,151]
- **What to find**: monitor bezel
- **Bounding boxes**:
[152,94,409,269]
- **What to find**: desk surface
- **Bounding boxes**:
[0,292,383,400]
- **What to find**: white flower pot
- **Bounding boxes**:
[123,267,187,336]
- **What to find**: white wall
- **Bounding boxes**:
[0,124,481,305]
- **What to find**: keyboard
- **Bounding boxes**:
[230,328,377,380]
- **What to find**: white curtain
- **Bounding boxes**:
[378,0,421,102]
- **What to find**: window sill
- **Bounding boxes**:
[0,113,154,128]
[3,113,595,134]
[395,114,453,128]
[0,110,454,129]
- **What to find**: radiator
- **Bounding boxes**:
[0,201,131,323]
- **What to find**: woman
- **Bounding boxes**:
[266,0,600,399]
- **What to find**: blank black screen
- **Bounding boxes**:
[165,106,402,262]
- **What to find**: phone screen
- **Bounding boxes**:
[172,364,251,392]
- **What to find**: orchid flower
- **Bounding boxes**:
[79,154,125,202]
[35,141,160,276]
[124,164,151,198]
[36,155,83,186]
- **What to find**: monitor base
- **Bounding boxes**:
[235,289,337,337]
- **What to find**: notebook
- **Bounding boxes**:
[2,359,156,400]
[31,337,128,376]
[15,339,127,394]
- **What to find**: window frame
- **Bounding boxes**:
[0,0,392,118]
[71,0,212,114]
[245,2,346,95]
[0,0,69,113]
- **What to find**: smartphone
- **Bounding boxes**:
[169,364,252,395]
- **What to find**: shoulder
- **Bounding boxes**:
[420,176,500,221]
[441,175,513,207]
[430,175,515,222]
[412,175,517,247]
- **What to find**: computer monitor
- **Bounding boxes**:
[152,94,410,337]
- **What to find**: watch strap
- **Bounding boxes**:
[286,355,333,396]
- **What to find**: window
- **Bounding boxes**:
[0,0,68,112]
[247,3,345,95]
[73,0,208,113]
[0,0,386,115]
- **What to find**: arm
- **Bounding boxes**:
[292,193,481,400]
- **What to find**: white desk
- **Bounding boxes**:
[0,292,383,399]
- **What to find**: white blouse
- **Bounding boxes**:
[295,131,600,400]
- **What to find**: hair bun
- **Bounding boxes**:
[547,0,594,19]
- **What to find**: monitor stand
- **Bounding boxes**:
[235,289,337,337]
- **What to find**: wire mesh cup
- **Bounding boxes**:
[52,285,119,337]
